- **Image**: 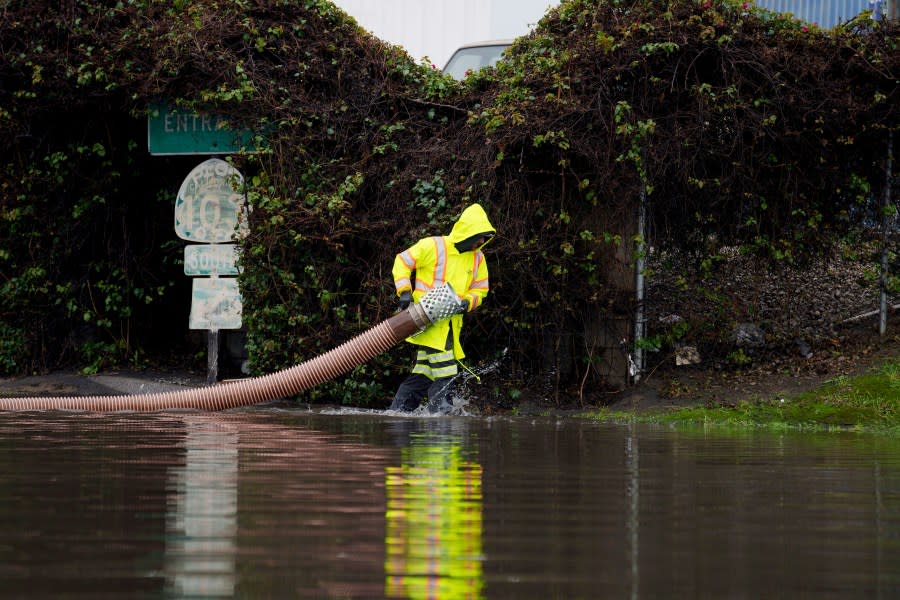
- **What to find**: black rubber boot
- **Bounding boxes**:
[390,374,431,412]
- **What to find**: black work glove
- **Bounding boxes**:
[398,291,412,310]
[458,298,470,314]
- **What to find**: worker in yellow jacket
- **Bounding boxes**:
[389,203,496,412]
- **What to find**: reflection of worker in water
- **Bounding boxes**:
[390,204,496,412]
[384,437,484,599]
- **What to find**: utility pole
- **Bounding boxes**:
[633,180,647,382]
[880,132,895,336]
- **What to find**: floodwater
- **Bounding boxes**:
[0,409,898,599]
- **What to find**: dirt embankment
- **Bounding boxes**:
[617,244,900,410]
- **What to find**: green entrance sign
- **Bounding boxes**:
[147,103,264,155]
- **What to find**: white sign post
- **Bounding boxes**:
[175,158,248,384]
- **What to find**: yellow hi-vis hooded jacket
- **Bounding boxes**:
[392,203,496,358]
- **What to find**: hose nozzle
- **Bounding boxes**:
[407,283,466,331]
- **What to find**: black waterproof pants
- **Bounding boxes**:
[389,374,453,413]
[390,331,457,413]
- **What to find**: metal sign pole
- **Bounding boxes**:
[880,131,894,336]
[208,329,220,385]
[633,179,647,382]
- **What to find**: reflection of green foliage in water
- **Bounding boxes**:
[384,435,484,599]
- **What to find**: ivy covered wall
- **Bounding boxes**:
[1,0,897,406]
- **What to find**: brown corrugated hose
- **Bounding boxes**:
[0,301,436,412]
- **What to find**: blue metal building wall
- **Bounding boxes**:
[752,0,870,27]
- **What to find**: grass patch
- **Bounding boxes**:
[587,359,900,434]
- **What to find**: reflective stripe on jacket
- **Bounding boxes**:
[411,348,459,380]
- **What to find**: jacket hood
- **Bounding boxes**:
[448,203,496,245]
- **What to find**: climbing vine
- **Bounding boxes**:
[0,0,897,405]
